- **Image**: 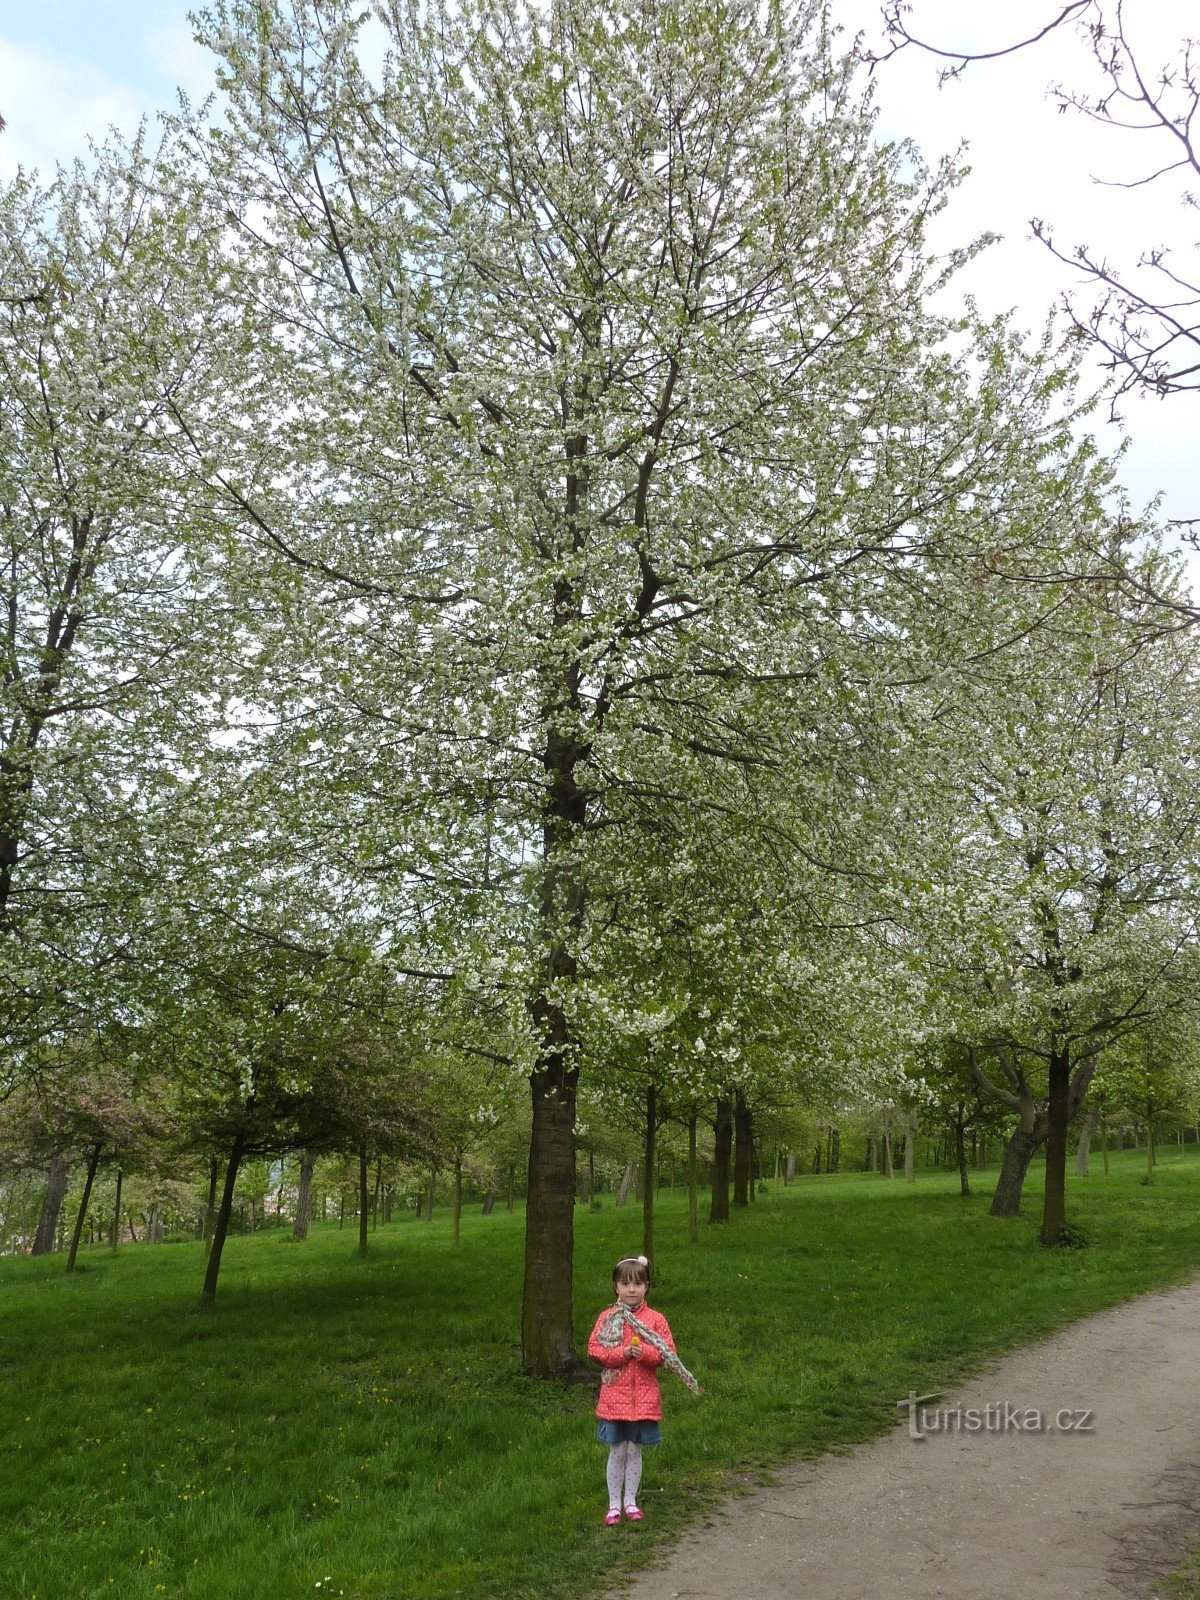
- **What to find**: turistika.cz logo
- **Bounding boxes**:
[896,1391,1096,1441]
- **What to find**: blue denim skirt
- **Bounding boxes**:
[597,1418,662,1446]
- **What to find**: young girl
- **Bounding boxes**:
[587,1254,687,1525]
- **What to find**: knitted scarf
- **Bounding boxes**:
[597,1303,702,1394]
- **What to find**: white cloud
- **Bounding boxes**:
[0,35,148,180]
[833,0,1200,538]
[144,16,218,110]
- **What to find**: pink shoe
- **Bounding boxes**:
[624,1506,643,1521]
[605,1510,621,1526]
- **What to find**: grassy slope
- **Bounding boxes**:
[2,1148,1199,1600]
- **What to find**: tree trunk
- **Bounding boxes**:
[643,1082,656,1263]
[507,1162,515,1212]
[519,690,590,1380]
[521,1059,580,1378]
[688,1115,699,1245]
[358,1146,370,1255]
[202,1157,219,1253]
[903,1116,916,1183]
[293,1150,315,1241]
[830,1127,840,1174]
[200,1132,245,1308]
[616,1161,636,1206]
[32,1155,68,1256]
[734,1093,750,1206]
[864,1136,874,1172]
[954,1118,970,1196]
[1102,1119,1110,1176]
[66,1143,103,1273]
[453,1152,463,1242]
[785,1150,796,1184]
[710,1097,732,1223]
[991,1122,1041,1218]
[882,1132,893,1179]
[1041,1046,1071,1245]
[423,1165,437,1223]
[109,1169,123,1249]
[372,1157,382,1231]
[1147,1120,1156,1182]
[773,1145,781,1183]
[482,1182,497,1215]
[588,1150,595,1208]
[1075,1111,1096,1177]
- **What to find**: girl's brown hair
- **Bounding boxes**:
[612,1255,650,1288]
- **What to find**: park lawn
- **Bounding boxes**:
[2,1148,1200,1600]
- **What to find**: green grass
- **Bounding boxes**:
[4,1147,1200,1600]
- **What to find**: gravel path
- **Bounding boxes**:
[616,1276,1200,1599]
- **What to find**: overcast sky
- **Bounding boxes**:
[2,0,1196,561]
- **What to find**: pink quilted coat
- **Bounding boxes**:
[587,1304,677,1421]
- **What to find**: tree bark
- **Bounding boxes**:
[293,1150,315,1240]
[733,1090,751,1207]
[358,1145,370,1255]
[882,1132,893,1179]
[521,1059,580,1377]
[688,1115,699,1244]
[785,1150,796,1184]
[830,1127,840,1174]
[66,1142,103,1273]
[519,670,591,1379]
[453,1152,462,1242]
[991,1121,1042,1217]
[200,1132,245,1308]
[1075,1111,1096,1177]
[903,1116,916,1183]
[372,1157,382,1231]
[642,1081,656,1262]
[32,1154,68,1256]
[1041,1046,1072,1244]
[202,1157,219,1253]
[1102,1119,1110,1176]
[109,1169,123,1249]
[616,1161,636,1206]
[423,1164,437,1222]
[710,1097,732,1222]
[482,1182,497,1215]
[953,1117,970,1196]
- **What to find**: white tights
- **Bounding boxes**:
[606,1440,643,1510]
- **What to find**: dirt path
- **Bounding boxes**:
[617,1276,1200,1599]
